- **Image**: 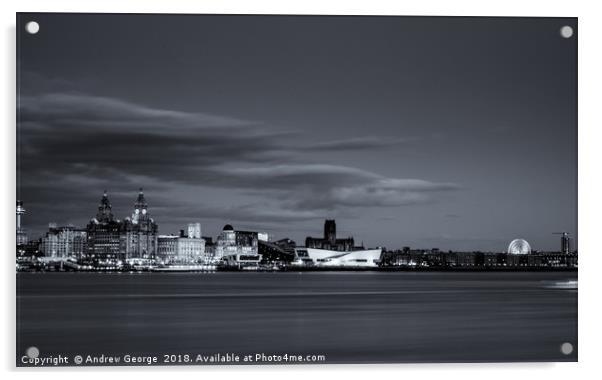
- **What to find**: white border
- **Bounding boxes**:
[2,1,601,379]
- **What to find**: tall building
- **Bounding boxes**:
[40,224,87,259]
[16,200,28,246]
[120,188,159,261]
[86,191,122,262]
[324,219,336,245]
[561,233,571,254]
[305,219,354,251]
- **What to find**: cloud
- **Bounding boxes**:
[18,92,295,186]
[18,86,461,237]
[302,136,412,151]
[212,164,459,210]
[20,93,255,132]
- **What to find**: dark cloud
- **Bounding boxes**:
[18,92,292,184]
[216,164,459,210]
[302,136,412,151]
[18,89,459,239]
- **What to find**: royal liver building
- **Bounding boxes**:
[87,191,122,262]
[120,188,158,260]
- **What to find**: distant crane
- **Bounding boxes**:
[552,232,571,254]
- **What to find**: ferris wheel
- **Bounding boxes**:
[507,239,531,255]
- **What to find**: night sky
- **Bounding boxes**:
[16,14,577,251]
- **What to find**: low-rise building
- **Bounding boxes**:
[40,224,87,259]
[157,224,206,265]
[293,247,382,268]
[215,224,262,268]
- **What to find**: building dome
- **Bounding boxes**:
[508,239,531,255]
[223,224,234,231]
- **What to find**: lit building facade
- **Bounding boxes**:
[40,224,87,259]
[295,220,380,267]
[176,236,205,263]
[293,247,382,267]
[86,191,122,262]
[120,189,159,261]
[215,224,237,259]
[157,223,205,264]
[16,200,28,246]
[216,224,261,267]
[187,222,201,239]
[157,235,178,262]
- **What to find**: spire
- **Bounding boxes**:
[100,191,111,208]
[134,187,148,210]
[131,188,149,224]
[96,190,114,222]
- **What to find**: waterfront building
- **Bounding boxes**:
[424,249,445,267]
[506,253,530,267]
[235,230,259,253]
[382,249,484,268]
[18,240,41,258]
[456,252,484,267]
[258,240,295,264]
[157,235,178,263]
[40,224,87,259]
[215,224,237,260]
[274,238,296,256]
[120,189,159,261]
[86,191,122,263]
[296,220,380,267]
[203,237,216,261]
[384,249,426,267]
[305,219,354,251]
[293,247,382,267]
[215,224,261,268]
[483,252,507,267]
[157,225,206,264]
[176,233,205,263]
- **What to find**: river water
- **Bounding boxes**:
[16,271,577,365]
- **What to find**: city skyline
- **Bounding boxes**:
[17,14,577,251]
[16,191,574,254]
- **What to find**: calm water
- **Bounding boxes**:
[16,271,577,365]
